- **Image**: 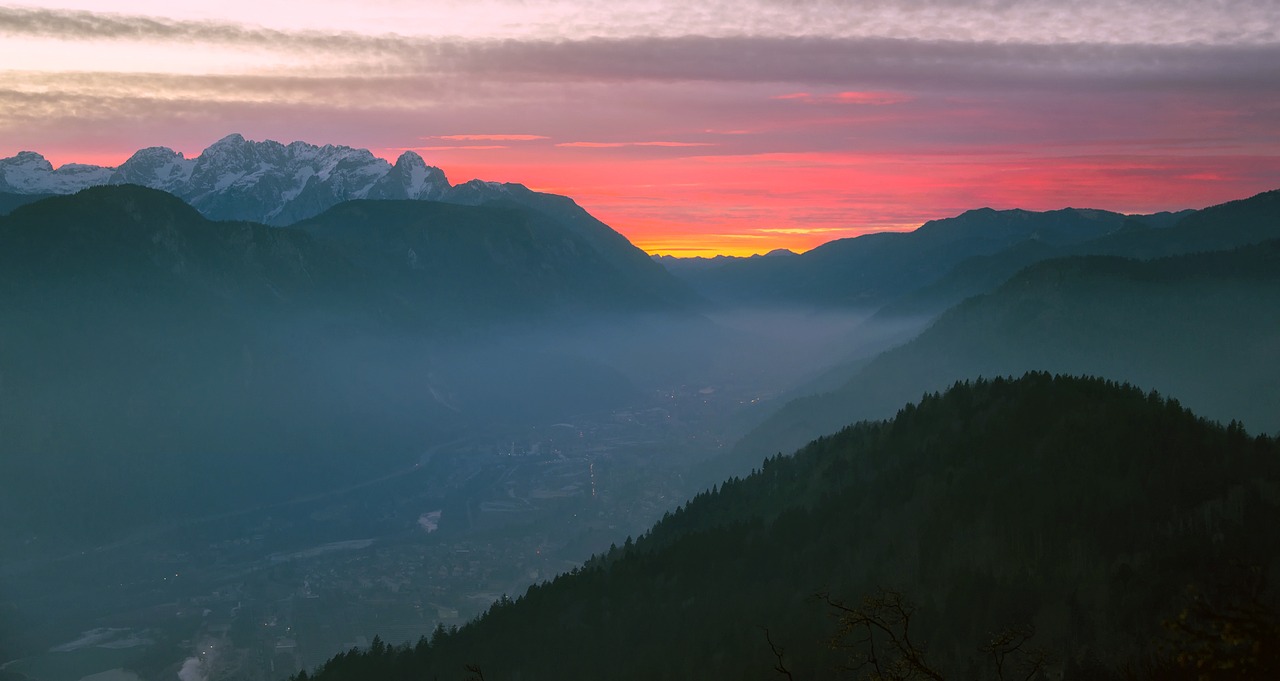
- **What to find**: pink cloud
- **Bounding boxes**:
[773,91,912,105]
[428,134,550,141]
[556,141,715,148]
[402,145,509,150]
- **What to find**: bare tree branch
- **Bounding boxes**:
[981,624,1049,681]
[763,627,796,681]
[820,588,946,681]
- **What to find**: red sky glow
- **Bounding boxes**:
[2,2,1279,256]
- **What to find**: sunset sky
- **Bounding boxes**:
[2,1,1278,255]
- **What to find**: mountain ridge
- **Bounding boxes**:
[724,237,1280,473]
[3,135,530,227]
[661,204,1168,308]
[868,190,1278,322]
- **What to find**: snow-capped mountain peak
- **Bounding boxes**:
[0,151,114,194]
[366,151,450,201]
[444,178,519,206]
[0,135,466,224]
[5,151,53,173]
[109,147,195,193]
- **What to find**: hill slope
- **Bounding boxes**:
[0,186,686,546]
[296,374,1280,680]
[729,240,1280,469]
[293,198,691,320]
[667,207,1149,308]
[876,189,1278,321]
[666,189,1279,315]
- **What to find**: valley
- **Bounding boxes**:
[2,377,764,681]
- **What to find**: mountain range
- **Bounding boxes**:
[870,189,1280,322]
[1,134,529,226]
[661,206,1184,309]
[4,134,1279,681]
[725,236,1280,473]
[661,188,1280,318]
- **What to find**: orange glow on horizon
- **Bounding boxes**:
[630,222,921,257]
[11,143,1280,258]
[4,2,1278,259]
[431,148,1280,256]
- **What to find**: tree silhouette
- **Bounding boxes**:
[807,589,1049,681]
[821,589,946,681]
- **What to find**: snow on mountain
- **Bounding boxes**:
[0,152,113,194]
[181,134,395,224]
[0,135,480,225]
[442,178,515,206]
[109,147,195,193]
[366,151,450,201]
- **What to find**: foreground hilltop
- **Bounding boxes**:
[297,373,1280,680]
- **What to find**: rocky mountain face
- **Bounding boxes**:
[0,151,112,194]
[2,134,492,225]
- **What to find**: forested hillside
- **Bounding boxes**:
[296,374,1280,680]
[731,239,1280,469]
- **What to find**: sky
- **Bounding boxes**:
[1,2,1278,256]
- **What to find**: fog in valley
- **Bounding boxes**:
[0,290,902,680]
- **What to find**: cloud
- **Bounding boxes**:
[754,227,856,234]
[2,2,1278,45]
[556,141,715,148]
[459,38,1280,93]
[405,145,508,150]
[0,6,405,55]
[773,91,912,105]
[3,7,1279,94]
[428,134,549,141]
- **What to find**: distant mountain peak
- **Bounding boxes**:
[3,150,54,172]
[395,150,427,167]
[125,146,185,161]
[177,136,397,223]
[443,178,519,206]
[110,146,193,192]
[462,178,507,190]
[213,132,247,146]
[0,150,112,194]
[362,150,449,201]
[0,135,583,227]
